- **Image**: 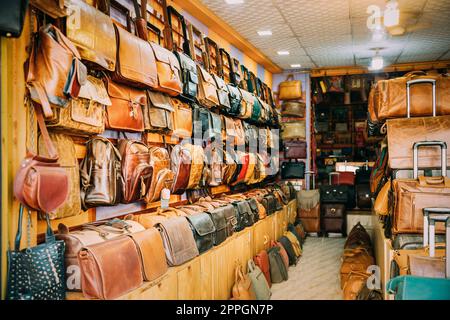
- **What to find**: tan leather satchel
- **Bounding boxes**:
[150,42,183,96]
[38,133,81,220]
[279,74,302,101]
[104,78,146,132]
[374,179,390,216]
[46,75,108,136]
[239,89,255,119]
[197,65,219,108]
[113,24,157,88]
[146,147,173,203]
[171,98,192,139]
[281,100,306,117]
[281,121,306,140]
[232,263,256,300]
[146,91,174,133]
[212,74,231,109]
[66,0,116,71]
[78,236,143,299]
[128,228,168,282]
[186,144,205,189]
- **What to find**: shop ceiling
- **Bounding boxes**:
[199,0,450,71]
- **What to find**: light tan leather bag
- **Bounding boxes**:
[374,179,390,216]
[66,0,116,71]
[146,147,173,203]
[197,65,219,108]
[281,121,306,140]
[186,144,205,189]
[232,263,256,300]
[150,42,183,96]
[279,74,302,101]
[171,98,192,139]
[239,89,255,119]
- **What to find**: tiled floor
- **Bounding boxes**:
[271,237,346,300]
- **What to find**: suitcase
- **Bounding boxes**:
[321,203,346,234]
[321,173,356,209]
[297,171,321,233]
[392,141,450,234]
[330,171,355,186]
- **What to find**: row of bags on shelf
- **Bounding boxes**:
[232,221,306,300]
[7,184,296,300]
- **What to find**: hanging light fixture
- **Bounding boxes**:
[369,51,384,71]
[384,0,400,27]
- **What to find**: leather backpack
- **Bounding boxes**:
[146,147,174,203]
[118,138,153,204]
[170,98,192,139]
[279,236,299,266]
[146,91,174,133]
[254,250,271,287]
[175,51,198,101]
[80,136,123,210]
[213,74,231,110]
[149,42,183,96]
[267,246,288,283]
[170,144,192,194]
[197,65,219,108]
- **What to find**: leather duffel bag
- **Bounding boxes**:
[175,51,198,101]
[66,0,116,71]
[150,42,182,96]
[340,248,375,287]
[281,100,305,117]
[112,24,157,88]
[78,236,143,300]
[284,140,307,159]
[281,161,305,179]
[170,144,192,194]
[254,250,271,287]
[345,222,372,251]
[247,260,271,300]
[146,91,174,133]
[185,213,216,254]
[267,246,288,283]
[342,272,370,300]
[232,263,256,300]
[157,216,199,266]
[279,74,302,101]
[171,98,192,139]
[197,65,219,108]
[281,121,306,140]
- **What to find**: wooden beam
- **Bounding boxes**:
[171,0,282,74]
[311,60,450,77]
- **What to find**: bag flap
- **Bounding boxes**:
[148,91,174,112]
[34,165,69,213]
[228,85,242,100]
[213,74,228,92]
[210,209,227,230]
[187,213,216,236]
[237,201,251,214]
[240,89,254,104]
[248,199,259,213]
[106,79,146,105]
[150,42,179,70]
[178,52,196,73]
[78,76,112,106]
[188,70,199,85]
[197,65,217,87]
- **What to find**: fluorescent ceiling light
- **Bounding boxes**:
[369,54,384,71]
[277,51,290,56]
[257,30,272,36]
[384,0,399,27]
[225,0,244,4]
[290,64,301,68]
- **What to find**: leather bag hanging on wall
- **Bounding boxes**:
[29,0,69,18]
[281,161,305,179]
[146,147,173,203]
[170,144,192,194]
[104,78,146,132]
[170,98,192,138]
[79,136,123,209]
[186,144,205,189]
[46,75,109,136]
[78,236,143,300]
[175,51,198,101]
[284,140,307,159]
[146,91,174,133]
[212,74,231,110]
[66,0,116,71]
[239,89,255,119]
[112,24,157,88]
[232,263,256,300]
[227,85,242,116]
[38,133,80,220]
[197,65,219,108]
[150,42,183,96]
[279,74,302,101]
[281,100,305,117]
[281,121,306,140]
[247,260,271,300]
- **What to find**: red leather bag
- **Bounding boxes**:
[254,250,271,287]
[331,171,355,186]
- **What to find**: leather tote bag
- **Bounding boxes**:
[66,0,116,71]
[185,213,216,254]
[197,65,219,108]
[254,250,271,287]
[157,217,199,266]
[284,140,307,159]
[281,100,305,117]
[6,206,65,300]
[267,246,288,283]
[279,74,302,101]
[281,161,305,179]
[150,42,183,96]
[247,260,271,300]
[232,264,256,300]
[175,51,198,101]
[78,236,143,300]
[281,121,306,140]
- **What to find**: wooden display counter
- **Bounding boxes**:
[67,200,295,300]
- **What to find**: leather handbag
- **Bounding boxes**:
[186,144,205,189]
[205,207,228,246]
[356,185,371,209]
[146,91,174,133]
[213,74,231,110]
[374,179,390,216]
[6,206,65,300]
[128,228,168,282]
[78,236,143,300]
[267,246,288,283]
[38,133,80,220]
[281,161,305,179]
[197,65,219,108]
[170,144,192,194]
[112,24,157,88]
[157,216,199,266]
[250,97,262,123]
[239,89,255,119]
[66,0,116,71]
[146,147,173,203]
[175,52,198,101]
[279,236,299,266]
[118,139,152,204]
[281,121,306,140]
[247,260,271,300]
[46,75,108,136]
[0,0,28,38]
[104,78,146,132]
[331,172,355,186]
[26,24,85,119]
[281,101,305,117]
[254,251,271,287]
[150,42,182,96]
[79,136,123,209]
[232,200,253,231]
[232,263,256,300]
[171,98,192,138]
[185,213,216,254]
[227,85,242,116]
[56,217,145,291]
[14,104,69,214]
[279,74,302,100]
[284,140,307,159]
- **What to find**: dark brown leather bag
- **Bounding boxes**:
[281,101,305,117]
[14,104,69,214]
[104,78,146,132]
[78,236,143,299]
[118,139,153,204]
[284,140,307,159]
[170,144,192,194]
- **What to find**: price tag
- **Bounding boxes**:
[160,188,170,209]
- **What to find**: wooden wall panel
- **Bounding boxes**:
[177,259,202,300]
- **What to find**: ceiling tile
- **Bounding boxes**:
[397,53,443,63]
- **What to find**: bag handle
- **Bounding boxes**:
[406,78,436,118]
[413,141,447,179]
[33,102,59,160]
[247,259,256,272]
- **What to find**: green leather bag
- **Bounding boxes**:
[387,275,450,300]
[6,206,66,300]
[247,260,271,300]
[250,95,262,123]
